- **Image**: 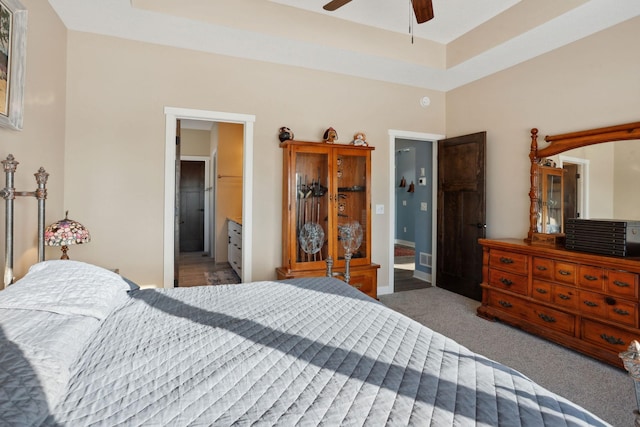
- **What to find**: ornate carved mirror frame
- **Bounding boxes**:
[528,121,640,241]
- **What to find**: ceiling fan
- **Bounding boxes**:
[323,0,434,24]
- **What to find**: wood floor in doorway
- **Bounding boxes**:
[394,245,431,292]
[178,252,238,287]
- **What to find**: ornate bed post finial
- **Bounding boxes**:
[2,154,17,286]
[35,167,48,262]
[2,154,18,173]
[0,156,50,284]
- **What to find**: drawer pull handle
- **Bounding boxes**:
[499,257,514,264]
[558,270,572,276]
[536,265,548,271]
[499,278,513,286]
[353,283,362,289]
[613,308,630,316]
[613,280,630,288]
[535,288,547,294]
[600,334,624,346]
[583,300,598,307]
[538,313,556,323]
[558,294,571,301]
[583,275,598,281]
[498,300,512,308]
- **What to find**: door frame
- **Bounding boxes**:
[386,130,444,295]
[164,107,255,288]
[180,156,211,255]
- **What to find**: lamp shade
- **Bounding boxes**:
[45,211,90,259]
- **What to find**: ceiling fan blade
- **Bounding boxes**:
[323,0,352,12]
[412,0,434,24]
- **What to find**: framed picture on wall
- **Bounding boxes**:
[0,0,26,131]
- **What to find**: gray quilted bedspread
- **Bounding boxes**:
[1,263,609,426]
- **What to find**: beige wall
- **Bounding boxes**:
[446,16,640,240]
[63,31,445,287]
[215,122,243,262]
[0,1,66,287]
[181,129,211,156]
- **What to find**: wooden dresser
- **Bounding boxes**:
[477,238,640,368]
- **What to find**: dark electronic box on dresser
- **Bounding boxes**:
[477,121,640,368]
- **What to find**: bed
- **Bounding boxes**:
[0,260,611,426]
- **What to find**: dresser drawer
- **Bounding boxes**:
[578,290,608,319]
[229,221,242,235]
[489,250,528,275]
[582,318,639,353]
[229,230,242,248]
[606,298,638,327]
[532,258,554,281]
[554,261,577,285]
[489,268,527,295]
[528,301,576,335]
[531,280,552,303]
[606,270,638,299]
[349,273,374,298]
[486,290,575,335]
[577,291,638,327]
[552,284,579,311]
[578,265,604,291]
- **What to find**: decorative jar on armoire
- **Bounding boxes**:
[276,140,379,298]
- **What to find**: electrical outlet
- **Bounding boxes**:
[403,227,407,233]
[421,202,427,211]
[375,204,384,214]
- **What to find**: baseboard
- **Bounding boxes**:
[413,270,431,283]
[395,239,415,248]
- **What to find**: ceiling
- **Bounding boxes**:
[47,0,640,91]
[269,0,521,44]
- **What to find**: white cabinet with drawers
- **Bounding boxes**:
[227,219,242,279]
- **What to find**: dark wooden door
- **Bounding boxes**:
[179,160,205,252]
[437,132,486,301]
[563,163,579,227]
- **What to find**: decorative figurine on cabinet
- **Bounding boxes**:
[323,127,338,143]
[278,126,294,142]
[352,132,367,146]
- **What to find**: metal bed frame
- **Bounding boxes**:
[0,154,48,286]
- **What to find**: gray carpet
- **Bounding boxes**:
[379,287,635,427]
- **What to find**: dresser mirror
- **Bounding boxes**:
[527,122,640,242]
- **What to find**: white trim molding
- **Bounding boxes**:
[382,129,444,296]
[164,107,255,288]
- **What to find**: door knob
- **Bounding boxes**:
[475,223,486,229]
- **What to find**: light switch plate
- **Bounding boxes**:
[375,204,384,214]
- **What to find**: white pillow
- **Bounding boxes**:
[0,260,132,320]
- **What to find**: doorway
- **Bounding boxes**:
[387,130,443,295]
[164,107,255,289]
